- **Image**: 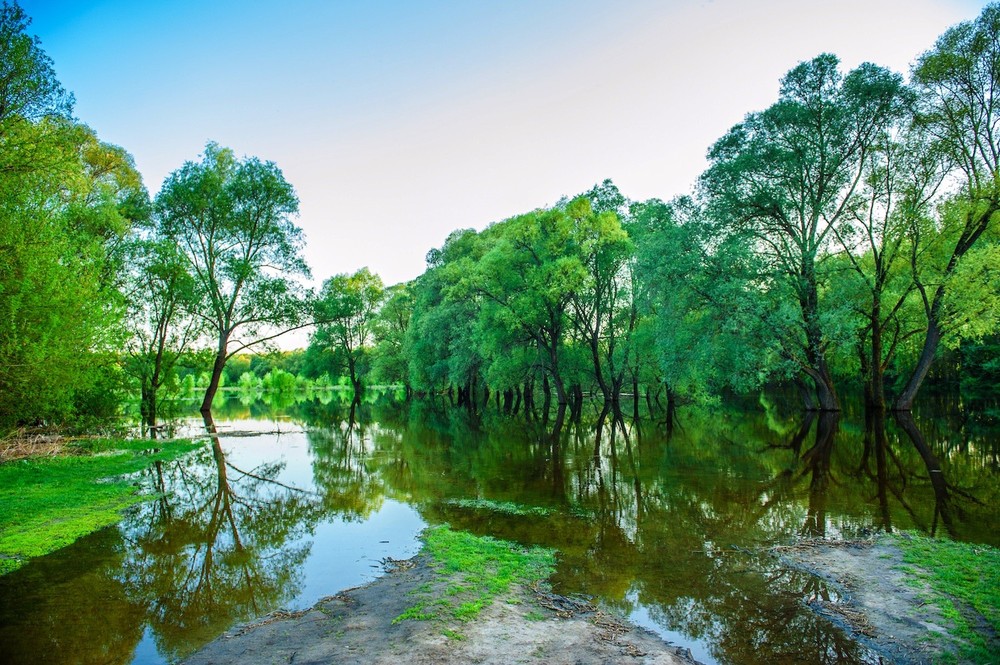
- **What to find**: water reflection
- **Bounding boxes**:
[0,393,997,665]
[118,438,323,660]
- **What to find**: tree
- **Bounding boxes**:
[825,112,946,410]
[701,54,911,411]
[634,197,793,404]
[566,184,634,414]
[404,229,485,396]
[311,267,385,398]
[0,3,145,429]
[371,282,414,392]
[894,3,1000,410]
[156,143,310,414]
[459,203,592,413]
[123,236,203,429]
[0,2,72,127]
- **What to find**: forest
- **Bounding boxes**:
[1,0,999,437]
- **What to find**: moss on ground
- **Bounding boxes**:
[393,525,556,631]
[894,532,1000,663]
[0,437,201,575]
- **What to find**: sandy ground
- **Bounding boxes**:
[183,554,700,665]
[774,537,997,664]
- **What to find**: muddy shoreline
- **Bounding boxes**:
[774,536,998,664]
[183,553,700,665]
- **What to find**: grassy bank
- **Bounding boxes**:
[0,437,202,575]
[394,525,556,632]
[894,532,1000,663]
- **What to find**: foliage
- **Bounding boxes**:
[122,235,203,426]
[0,437,202,574]
[311,267,384,394]
[156,142,311,412]
[892,3,1000,408]
[895,532,1000,662]
[0,3,145,430]
[700,54,912,409]
[371,283,413,386]
[394,525,556,625]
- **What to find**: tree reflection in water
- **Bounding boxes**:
[0,395,998,665]
[116,413,324,661]
[380,398,997,665]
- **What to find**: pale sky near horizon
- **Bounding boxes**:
[21,0,990,292]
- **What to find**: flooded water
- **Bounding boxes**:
[1,391,998,664]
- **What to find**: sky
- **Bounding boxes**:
[21,0,990,292]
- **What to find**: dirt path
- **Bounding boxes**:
[774,537,996,664]
[183,554,700,665]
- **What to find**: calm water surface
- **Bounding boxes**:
[1,391,998,665]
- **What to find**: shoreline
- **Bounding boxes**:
[773,534,999,664]
[183,550,701,665]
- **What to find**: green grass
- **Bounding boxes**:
[0,438,202,575]
[444,498,554,517]
[893,532,1000,663]
[393,525,556,625]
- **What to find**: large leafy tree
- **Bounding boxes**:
[156,143,310,414]
[462,206,588,408]
[0,2,144,429]
[311,267,385,397]
[894,3,1000,410]
[569,182,635,413]
[826,113,945,410]
[404,229,485,395]
[701,54,910,411]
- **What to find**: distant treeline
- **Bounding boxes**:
[1,1,998,434]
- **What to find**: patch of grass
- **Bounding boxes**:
[893,532,1000,663]
[441,628,466,641]
[524,610,546,621]
[392,603,436,623]
[393,525,556,626]
[444,498,554,517]
[0,438,201,575]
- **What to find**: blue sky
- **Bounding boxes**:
[21,0,990,290]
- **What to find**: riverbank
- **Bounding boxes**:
[0,436,201,575]
[774,533,1000,664]
[184,525,700,665]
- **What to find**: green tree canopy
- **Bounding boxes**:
[155,143,310,414]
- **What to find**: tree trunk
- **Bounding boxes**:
[894,322,942,411]
[869,303,886,412]
[800,262,840,411]
[632,375,640,421]
[200,337,228,414]
[140,383,156,431]
[348,355,362,400]
[665,387,677,434]
[811,366,840,412]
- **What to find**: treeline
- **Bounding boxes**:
[313,6,1000,418]
[0,2,315,432]
[2,2,999,435]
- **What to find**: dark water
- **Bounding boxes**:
[1,391,998,664]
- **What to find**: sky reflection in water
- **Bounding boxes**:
[0,391,997,665]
